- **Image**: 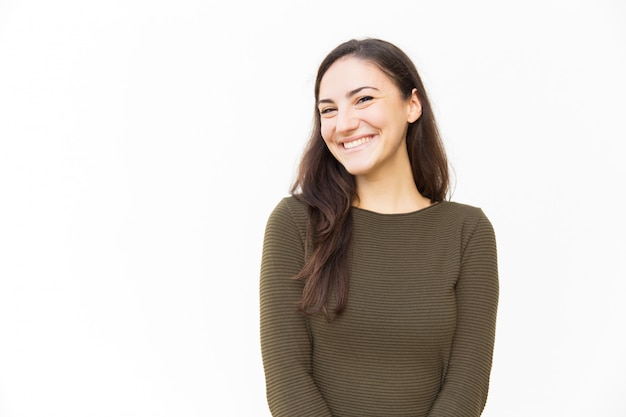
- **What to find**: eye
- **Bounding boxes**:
[356,96,374,105]
[319,107,337,116]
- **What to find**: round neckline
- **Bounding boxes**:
[351,201,442,217]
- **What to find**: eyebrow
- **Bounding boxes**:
[318,86,379,106]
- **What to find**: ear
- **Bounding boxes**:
[407,88,422,123]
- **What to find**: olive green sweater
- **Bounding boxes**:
[260,197,498,417]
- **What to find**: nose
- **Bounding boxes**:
[335,106,359,134]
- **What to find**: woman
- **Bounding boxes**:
[260,38,498,417]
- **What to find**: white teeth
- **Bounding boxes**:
[343,136,372,149]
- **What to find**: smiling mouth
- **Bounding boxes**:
[343,136,373,149]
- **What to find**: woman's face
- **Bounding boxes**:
[317,56,421,180]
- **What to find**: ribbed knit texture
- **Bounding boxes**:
[260,197,498,417]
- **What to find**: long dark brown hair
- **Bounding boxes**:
[291,38,449,318]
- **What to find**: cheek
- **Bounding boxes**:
[320,120,334,143]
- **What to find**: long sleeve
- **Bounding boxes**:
[259,198,333,417]
[428,212,499,416]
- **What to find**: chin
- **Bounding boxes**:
[343,165,373,177]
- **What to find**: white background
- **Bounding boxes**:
[1,0,625,416]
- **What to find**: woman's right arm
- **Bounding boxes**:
[260,199,333,417]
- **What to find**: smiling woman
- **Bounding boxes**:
[259,38,499,417]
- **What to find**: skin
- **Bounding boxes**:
[317,56,431,214]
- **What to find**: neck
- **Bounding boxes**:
[354,174,431,214]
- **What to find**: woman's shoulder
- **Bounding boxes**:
[438,200,488,219]
[435,200,495,233]
[265,196,308,234]
[439,200,496,240]
[270,195,308,218]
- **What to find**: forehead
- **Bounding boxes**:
[319,56,394,97]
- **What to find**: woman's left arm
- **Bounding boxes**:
[428,212,499,417]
